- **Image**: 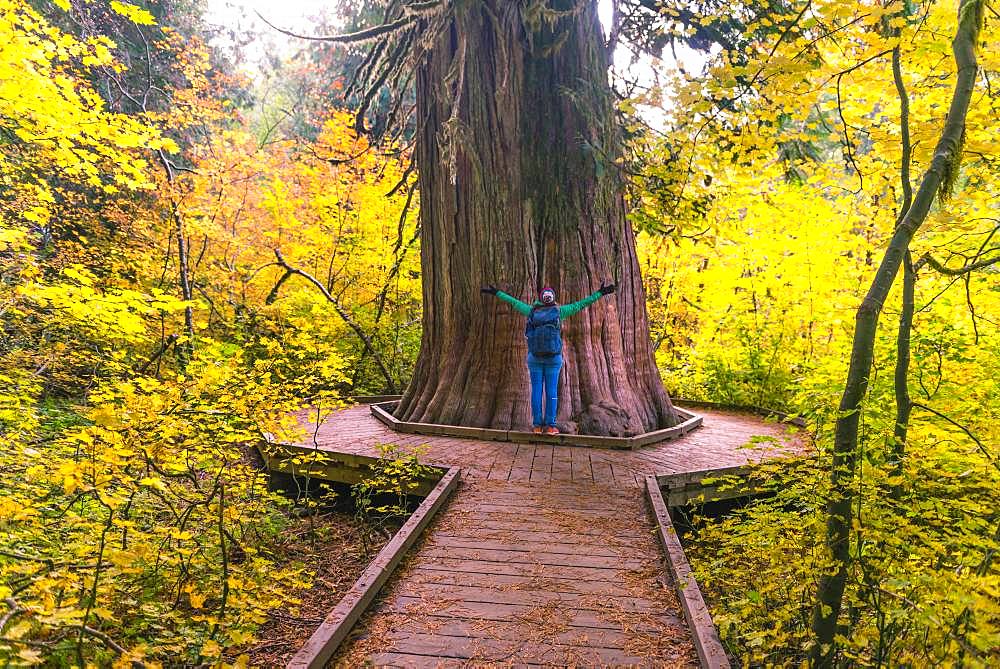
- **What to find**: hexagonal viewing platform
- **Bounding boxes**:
[268,399,808,668]
[369,401,704,450]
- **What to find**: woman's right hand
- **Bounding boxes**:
[481,285,498,295]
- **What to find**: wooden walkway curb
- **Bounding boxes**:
[371,401,704,450]
[647,476,732,669]
[286,468,461,669]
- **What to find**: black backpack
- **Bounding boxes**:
[525,305,562,357]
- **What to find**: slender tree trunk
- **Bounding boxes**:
[157,150,195,367]
[890,251,914,496]
[397,0,678,435]
[171,200,195,366]
[889,35,915,499]
[809,2,983,664]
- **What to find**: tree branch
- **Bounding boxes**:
[136,334,179,375]
[915,251,1000,275]
[912,402,999,473]
[0,598,20,634]
[255,11,415,44]
[272,250,398,393]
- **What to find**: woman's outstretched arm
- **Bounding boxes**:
[558,282,616,318]
[482,285,532,316]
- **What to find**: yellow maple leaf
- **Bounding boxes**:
[109,1,156,25]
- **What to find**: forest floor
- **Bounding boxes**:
[245,511,392,666]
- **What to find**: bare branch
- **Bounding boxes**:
[136,334,179,375]
[913,402,999,473]
[0,598,20,634]
[255,11,414,44]
[915,251,1000,275]
[272,250,398,393]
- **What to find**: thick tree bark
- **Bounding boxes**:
[396,0,678,435]
[809,1,983,664]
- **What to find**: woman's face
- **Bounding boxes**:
[541,289,556,305]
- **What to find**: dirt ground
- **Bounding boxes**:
[244,511,391,667]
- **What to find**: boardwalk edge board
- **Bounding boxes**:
[286,467,461,669]
[256,436,448,497]
[645,475,732,669]
[369,401,704,450]
[670,398,808,428]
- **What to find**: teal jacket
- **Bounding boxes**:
[495,290,604,319]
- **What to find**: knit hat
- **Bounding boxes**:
[540,287,556,304]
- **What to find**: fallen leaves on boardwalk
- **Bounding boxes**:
[332,479,699,667]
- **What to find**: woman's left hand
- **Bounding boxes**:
[598,282,616,295]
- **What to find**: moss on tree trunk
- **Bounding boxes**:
[396,0,678,435]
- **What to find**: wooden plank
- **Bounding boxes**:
[673,399,808,427]
[655,464,767,506]
[368,652,550,668]
[425,535,630,557]
[349,394,404,404]
[408,557,637,581]
[568,447,588,483]
[646,476,731,669]
[257,439,448,496]
[385,597,674,633]
[404,568,633,594]
[486,444,517,481]
[285,467,461,669]
[427,505,648,524]
[628,412,704,448]
[529,446,553,483]
[450,488,633,505]
[564,433,636,449]
[369,401,403,429]
[383,618,632,649]
[370,401,708,450]
[423,527,647,548]
[378,630,649,665]
[609,461,641,488]
[372,403,512,441]
[389,582,669,614]
[550,454,574,483]
[366,653,467,668]
[432,515,641,537]
[447,496,635,513]
[417,546,645,570]
[509,444,536,481]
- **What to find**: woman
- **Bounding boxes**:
[481,283,616,434]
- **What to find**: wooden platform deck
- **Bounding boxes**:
[288,405,805,667]
[297,404,802,488]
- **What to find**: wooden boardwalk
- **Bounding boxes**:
[299,404,801,487]
[293,405,804,667]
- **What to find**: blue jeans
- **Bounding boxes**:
[527,353,562,427]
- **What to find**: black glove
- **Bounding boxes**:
[481,285,498,295]
[598,282,616,296]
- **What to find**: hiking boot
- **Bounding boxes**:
[544,426,560,435]
[532,425,543,434]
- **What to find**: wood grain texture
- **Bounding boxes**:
[274,405,808,666]
[333,479,699,667]
[286,468,460,669]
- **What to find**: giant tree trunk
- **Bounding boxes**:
[396,0,678,435]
